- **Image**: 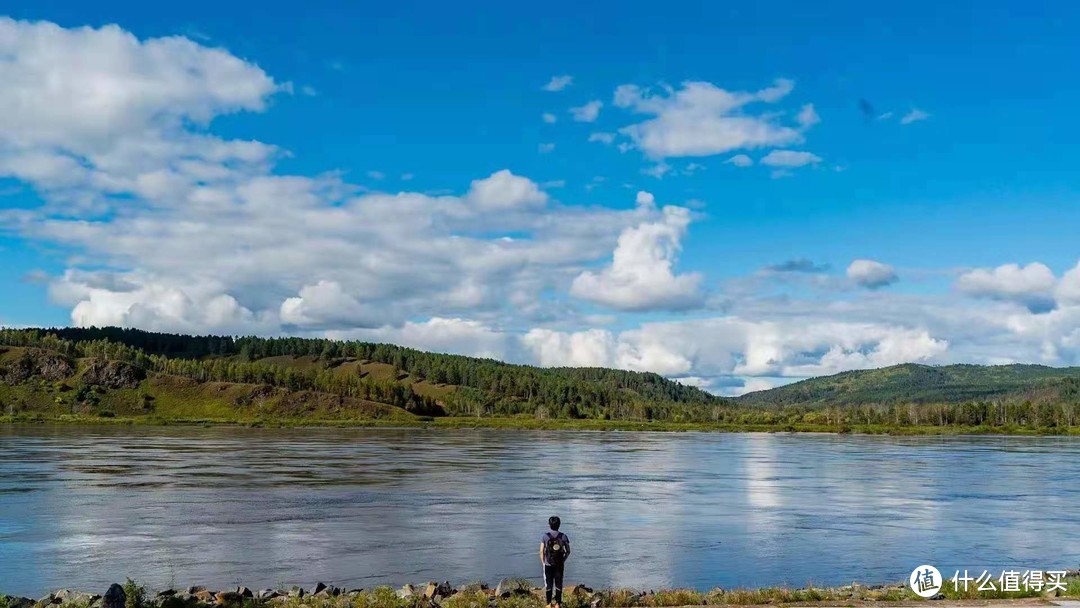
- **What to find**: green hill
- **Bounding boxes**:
[736,363,1080,407]
[0,327,726,423]
[3,328,1079,432]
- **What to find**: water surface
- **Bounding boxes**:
[1,425,1077,595]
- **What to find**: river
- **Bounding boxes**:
[1,425,1077,596]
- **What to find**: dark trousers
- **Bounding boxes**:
[544,563,564,604]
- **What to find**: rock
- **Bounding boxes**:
[311,583,328,596]
[53,591,100,605]
[186,588,205,596]
[457,583,488,596]
[215,591,244,606]
[566,585,593,597]
[288,587,305,599]
[155,591,177,599]
[234,588,253,600]
[3,598,36,608]
[398,585,417,599]
[0,349,75,384]
[930,593,946,600]
[346,590,363,598]
[458,584,488,595]
[423,582,454,600]
[102,585,126,608]
[153,595,199,608]
[255,590,278,601]
[192,590,214,603]
[81,359,147,389]
[495,579,532,598]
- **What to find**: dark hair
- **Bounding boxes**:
[548,516,561,531]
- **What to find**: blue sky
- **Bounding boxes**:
[2,1,1080,393]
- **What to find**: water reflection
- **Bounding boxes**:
[0,426,1077,596]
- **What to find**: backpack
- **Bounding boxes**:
[545,532,568,565]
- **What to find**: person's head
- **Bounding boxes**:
[548,516,561,531]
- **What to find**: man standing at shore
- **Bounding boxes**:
[541,516,571,608]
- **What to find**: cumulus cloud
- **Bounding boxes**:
[10,18,1080,397]
[280,280,387,329]
[760,150,822,167]
[1,19,672,336]
[542,75,573,92]
[847,259,898,289]
[1056,262,1080,305]
[588,132,616,145]
[542,112,557,124]
[726,154,754,167]
[901,109,930,124]
[0,17,282,210]
[956,263,1057,313]
[538,143,556,154]
[570,195,704,311]
[796,104,820,128]
[520,316,949,394]
[569,100,603,122]
[465,169,548,210]
[613,79,809,158]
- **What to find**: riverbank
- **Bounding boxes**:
[3,413,1080,435]
[4,576,1080,608]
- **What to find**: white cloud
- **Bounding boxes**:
[613,79,808,158]
[542,112,557,124]
[538,143,556,154]
[2,19,675,336]
[523,328,616,368]
[956,262,1057,312]
[847,259,898,289]
[521,316,948,388]
[760,150,822,167]
[570,199,704,311]
[569,100,603,122]
[465,169,548,210]
[0,17,282,210]
[725,154,754,167]
[542,75,573,92]
[796,103,820,128]
[11,18,1080,395]
[1056,262,1080,305]
[367,170,385,180]
[901,109,930,124]
[588,132,616,145]
[641,162,672,179]
[280,280,387,329]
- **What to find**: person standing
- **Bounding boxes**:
[540,516,570,608]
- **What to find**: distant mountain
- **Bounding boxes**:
[736,363,1080,407]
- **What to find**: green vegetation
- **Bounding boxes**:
[124,579,148,608]
[1,327,1080,433]
[9,575,1077,608]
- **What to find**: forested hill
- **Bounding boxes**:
[736,362,1080,407]
[0,327,725,421]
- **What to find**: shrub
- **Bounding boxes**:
[124,579,147,608]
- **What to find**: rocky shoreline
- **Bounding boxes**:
[3,574,1079,608]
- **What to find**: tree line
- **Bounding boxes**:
[0,327,724,420]
[3,327,1079,428]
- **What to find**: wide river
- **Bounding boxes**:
[1,426,1077,596]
